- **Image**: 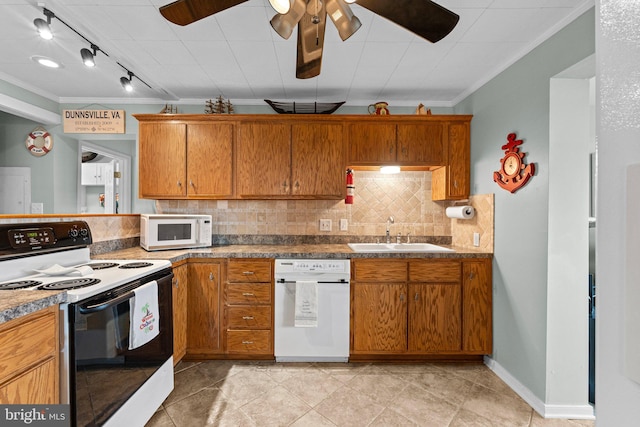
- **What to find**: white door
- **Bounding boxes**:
[0,167,31,214]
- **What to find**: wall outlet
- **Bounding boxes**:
[473,232,480,247]
[319,219,332,231]
[339,218,348,231]
[31,203,43,214]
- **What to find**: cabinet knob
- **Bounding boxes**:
[190,180,194,187]
[242,341,254,345]
[400,294,405,302]
[242,316,254,320]
[469,272,475,280]
[294,181,300,192]
[177,180,182,187]
[242,271,255,275]
[209,272,214,281]
[173,278,179,288]
[242,292,255,297]
[414,293,419,301]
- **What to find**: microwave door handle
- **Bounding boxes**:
[78,290,135,314]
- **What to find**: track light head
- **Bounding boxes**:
[80,48,95,67]
[120,71,134,92]
[34,18,53,40]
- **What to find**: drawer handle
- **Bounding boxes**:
[242,292,255,296]
[242,271,255,275]
[242,316,254,320]
[242,341,254,345]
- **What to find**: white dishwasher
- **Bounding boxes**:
[274,259,350,362]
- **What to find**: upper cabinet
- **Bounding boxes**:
[134,114,470,201]
[348,120,447,166]
[138,119,233,199]
[233,120,346,199]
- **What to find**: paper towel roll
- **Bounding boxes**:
[446,206,475,219]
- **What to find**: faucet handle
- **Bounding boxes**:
[406,232,411,244]
[396,232,402,244]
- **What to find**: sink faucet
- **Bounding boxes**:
[386,216,394,244]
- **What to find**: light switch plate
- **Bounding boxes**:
[31,203,44,214]
[473,232,480,247]
[339,219,348,231]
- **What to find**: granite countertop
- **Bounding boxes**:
[95,244,492,263]
[0,290,66,325]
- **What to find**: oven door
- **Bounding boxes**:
[69,270,173,427]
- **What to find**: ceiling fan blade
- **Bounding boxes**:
[355,0,459,43]
[296,9,327,79]
[160,0,248,26]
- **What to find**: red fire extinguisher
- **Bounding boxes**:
[345,169,354,204]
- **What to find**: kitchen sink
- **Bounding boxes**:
[348,243,454,253]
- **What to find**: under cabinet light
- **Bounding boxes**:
[380,166,401,174]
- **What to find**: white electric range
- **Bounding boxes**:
[0,220,174,427]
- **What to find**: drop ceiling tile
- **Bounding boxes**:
[229,41,282,86]
[138,40,199,66]
[216,6,272,41]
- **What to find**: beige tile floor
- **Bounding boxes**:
[146,361,595,427]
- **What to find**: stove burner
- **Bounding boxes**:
[119,262,153,269]
[80,262,119,270]
[0,280,42,290]
[39,278,101,290]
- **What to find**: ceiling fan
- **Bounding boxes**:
[159,0,459,79]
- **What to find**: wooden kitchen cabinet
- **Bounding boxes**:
[171,261,188,365]
[351,257,491,360]
[236,121,345,198]
[0,305,59,404]
[138,120,234,199]
[186,260,223,358]
[224,258,274,357]
[432,121,471,200]
[348,121,446,166]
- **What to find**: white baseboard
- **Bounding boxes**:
[483,356,595,420]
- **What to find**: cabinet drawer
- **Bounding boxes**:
[227,306,272,329]
[226,330,272,353]
[409,261,461,282]
[352,259,406,281]
[227,283,272,304]
[227,260,272,283]
[0,308,57,385]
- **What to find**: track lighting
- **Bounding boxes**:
[33,9,54,40]
[325,0,361,40]
[269,0,295,14]
[80,44,98,67]
[120,71,134,92]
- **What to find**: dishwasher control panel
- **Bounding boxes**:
[274,259,350,275]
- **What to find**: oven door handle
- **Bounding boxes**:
[78,290,136,314]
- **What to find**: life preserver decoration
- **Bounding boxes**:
[25,127,54,157]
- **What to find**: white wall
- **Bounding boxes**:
[546,76,591,414]
[595,0,640,424]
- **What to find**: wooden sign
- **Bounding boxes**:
[63,109,126,134]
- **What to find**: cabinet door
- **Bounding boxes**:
[81,163,105,186]
[172,263,188,364]
[447,122,470,199]
[186,123,234,198]
[187,262,222,355]
[347,123,396,164]
[352,283,407,352]
[291,123,345,197]
[0,358,57,404]
[397,122,445,165]
[236,122,291,197]
[139,122,187,197]
[408,283,461,352]
[462,260,492,353]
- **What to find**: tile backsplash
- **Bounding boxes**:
[157,171,452,239]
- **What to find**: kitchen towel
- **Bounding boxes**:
[445,205,475,220]
[129,280,160,350]
[294,281,318,328]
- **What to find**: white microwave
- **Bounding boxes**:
[140,214,212,251]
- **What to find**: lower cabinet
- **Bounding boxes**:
[185,259,223,358]
[171,261,188,365]
[224,259,273,358]
[0,305,59,404]
[351,258,492,360]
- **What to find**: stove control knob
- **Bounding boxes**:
[69,228,79,238]
[80,228,89,237]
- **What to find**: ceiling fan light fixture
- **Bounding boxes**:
[269,0,294,14]
[270,0,307,40]
[325,0,361,41]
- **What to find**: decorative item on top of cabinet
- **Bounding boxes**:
[0,305,59,404]
[415,103,432,115]
[368,102,390,115]
[171,261,188,365]
[224,259,274,358]
[186,260,223,358]
[205,96,234,114]
[493,132,535,194]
